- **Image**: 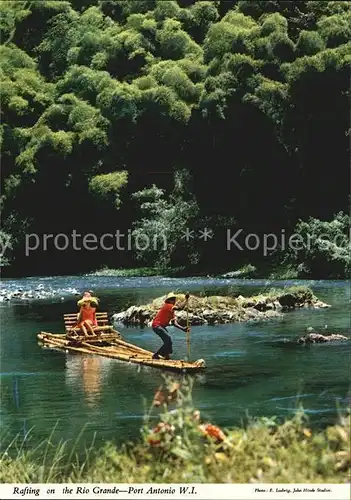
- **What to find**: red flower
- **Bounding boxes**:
[147,437,161,446]
[147,422,175,447]
[199,423,226,442]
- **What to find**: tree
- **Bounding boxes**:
[131,170,199,267]
[286,213,351,278]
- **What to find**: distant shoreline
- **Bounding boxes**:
[0,264,348,281]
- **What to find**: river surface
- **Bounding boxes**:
[1,275,350,455]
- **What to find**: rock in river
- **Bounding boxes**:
[112,287,330,327]
[297,333,349,344]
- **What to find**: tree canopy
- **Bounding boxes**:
[1,0,350,277]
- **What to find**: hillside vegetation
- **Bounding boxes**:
[1,1,350,276]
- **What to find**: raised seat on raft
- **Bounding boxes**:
[64,312,114,336]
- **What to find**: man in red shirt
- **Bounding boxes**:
[152,292,190,360]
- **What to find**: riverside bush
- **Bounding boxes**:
[1,377,349,483]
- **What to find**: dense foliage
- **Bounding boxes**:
[1,1,350,276]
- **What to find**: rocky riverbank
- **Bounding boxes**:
[0,284,80,302]
[112,286,330,327]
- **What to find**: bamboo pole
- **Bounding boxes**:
[111,338,153,357]
[38,334,204,373]
[40,332,152,356]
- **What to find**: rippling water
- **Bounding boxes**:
[1,275,350,454]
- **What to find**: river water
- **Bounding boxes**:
[0,275,350,454]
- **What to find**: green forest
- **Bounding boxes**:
[1,0,350,278]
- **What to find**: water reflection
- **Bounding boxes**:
[65,354,113,409]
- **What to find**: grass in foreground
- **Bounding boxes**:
[1,379,350,483]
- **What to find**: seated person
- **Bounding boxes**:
[73,291,99,337]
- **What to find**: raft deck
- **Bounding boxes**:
[37,331,206,373]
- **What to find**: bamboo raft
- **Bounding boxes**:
[37,312,206,374]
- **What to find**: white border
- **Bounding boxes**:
[1,483,349,499]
